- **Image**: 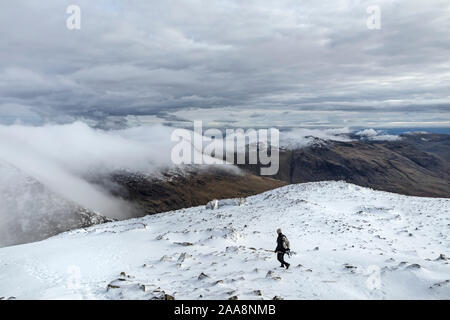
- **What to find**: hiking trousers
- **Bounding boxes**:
[277,251,288,267]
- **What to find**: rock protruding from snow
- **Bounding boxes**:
[206,197,248,210]
[206,199,219,210]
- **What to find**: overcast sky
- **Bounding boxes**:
[1,0,449,128]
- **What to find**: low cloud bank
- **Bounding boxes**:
[0,122,178,219]
[0,121,402,224]
[355,129,402,141]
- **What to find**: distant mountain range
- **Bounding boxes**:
[1,132,448,247]
[239,133,450,198]
[91,132,449,220]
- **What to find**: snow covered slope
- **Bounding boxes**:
[0,181,448,300]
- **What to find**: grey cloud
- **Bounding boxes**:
[0,0,449,127]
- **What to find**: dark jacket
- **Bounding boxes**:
[275,233,287,253]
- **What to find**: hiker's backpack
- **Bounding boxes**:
[282,235,290,250]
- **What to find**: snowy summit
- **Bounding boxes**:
[0,181,449,300]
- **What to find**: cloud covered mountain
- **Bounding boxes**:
[0,122,448,247]
[0,160,112,247]
[0,122,284,246]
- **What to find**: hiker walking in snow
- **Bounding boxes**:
[275,228,290,269]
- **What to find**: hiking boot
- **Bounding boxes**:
[285,263,290,270]
[279,265,285,268]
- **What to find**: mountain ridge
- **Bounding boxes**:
[239,133,450,198]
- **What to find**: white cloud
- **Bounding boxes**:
[0,121,248,218]
[0,122,178,218]
[355,128,401,141]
